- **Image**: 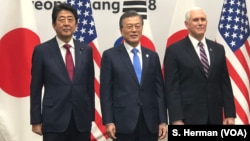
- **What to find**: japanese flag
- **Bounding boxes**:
[0,0,41,141]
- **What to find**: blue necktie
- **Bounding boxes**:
[131,48,142,83]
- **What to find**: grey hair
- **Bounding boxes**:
[185,6,205,21]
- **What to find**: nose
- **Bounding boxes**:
[198,19,202,24]
[132,26,137,31]
[64,19,69,25]
[198,18,206,24]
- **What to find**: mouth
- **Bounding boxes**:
[63,29,71,33]
[197,27,204,30]
[130,34,138,38]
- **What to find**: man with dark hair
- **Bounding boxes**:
[30,3,95,141]
[100,10,167,141]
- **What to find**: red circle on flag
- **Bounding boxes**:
[0,28,40,97]
[166,29,188,47]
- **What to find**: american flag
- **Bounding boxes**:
[216,0,250,124]
[67,0,107,140]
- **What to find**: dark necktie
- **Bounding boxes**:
[131,48,142,83]
[63,44,74,80]
[198,42,209,78]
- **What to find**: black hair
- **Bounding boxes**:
[51,2,78,24]
[119,10,144,29]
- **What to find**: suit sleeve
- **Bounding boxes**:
[164,46,184,123]
[30,46,44,124]
[220,45,236,118]
[88,47,95,121]
[100,51,114,125]
[154,52,168,124]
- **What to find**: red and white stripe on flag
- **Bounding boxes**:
[67,0,109,140]
[216,0,250,124]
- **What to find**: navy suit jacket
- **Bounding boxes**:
[30,37,95,132]
[164,36,236,124]
[100,44,167,134]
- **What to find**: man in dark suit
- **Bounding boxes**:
[100,10,167,141]
[30,3,95,141]
[164,6,236,125]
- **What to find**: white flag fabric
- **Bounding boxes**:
[166,0,195,47]
[0,0,41,141]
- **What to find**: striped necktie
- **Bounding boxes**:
[198,42,209,78]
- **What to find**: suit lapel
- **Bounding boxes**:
[141,48,150,85]
[47,38,69,80]
[184,37,208,78]
[206,40,215,78]
[72,40,81,81]
[118,45,140,85]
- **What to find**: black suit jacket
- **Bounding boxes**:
[164,36,236,124]
[100,44,167,134]
[30,37,95,132]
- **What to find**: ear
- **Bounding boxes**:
[52,23,56,30]
[119,28,123,35]
[184,21,188,28]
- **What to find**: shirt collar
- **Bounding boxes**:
[56,36,75,49]
[188,35,206,48]
[124,41,141,54]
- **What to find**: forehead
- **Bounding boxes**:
[123,16,142,24]
[57,10,74,17]
[189,9,206,19]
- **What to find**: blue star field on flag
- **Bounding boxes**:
[67,0,97,44]
[218,0,250,52]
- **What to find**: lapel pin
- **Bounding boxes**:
[146,54,149,58]
[80,47,83,54]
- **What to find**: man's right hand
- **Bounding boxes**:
[172,120,184,125]
[105,123,117,140]
[32,124,42,135]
